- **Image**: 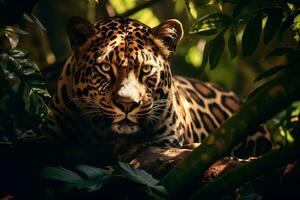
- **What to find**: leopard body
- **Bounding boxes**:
[44,16,272,159]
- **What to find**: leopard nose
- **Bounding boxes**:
[113,96,140,113]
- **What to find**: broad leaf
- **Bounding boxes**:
[118,162,167,194]
[242,16,262,57]
[12,49,30,59]
[264,9,283,44]
[199,41,211,74]
[74,165,112,192]
[209,32,225,69]
[75,165,111,179]
[189,13,232,35]
[119,162,159,185]
[23,87,48,119]
[40,166,111,192]
[40,166,84,183]
[31,90,48,117]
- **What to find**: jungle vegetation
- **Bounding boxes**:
[0,0,300,199]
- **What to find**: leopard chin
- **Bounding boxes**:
[111,122,140,135]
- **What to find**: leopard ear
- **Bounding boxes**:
[152,19,183,53]
[66,17,96,51]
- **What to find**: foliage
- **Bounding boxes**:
[188,0,300,74]
[40,165,112,192]
[188,0,300,146]
[40,162,167,199]
[1,1,300,199]
[0,19,49,141]
[268,101,300,145]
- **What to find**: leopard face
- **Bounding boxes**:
[54,17,183,135]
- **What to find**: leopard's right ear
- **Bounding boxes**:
[66,17,96,51]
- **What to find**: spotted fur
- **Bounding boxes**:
[44,16,272,158]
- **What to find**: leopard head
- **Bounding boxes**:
[64,17,183,135]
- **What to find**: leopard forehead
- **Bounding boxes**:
[77,17,168,78]
[93,18,162,53]
[94,17,152,35]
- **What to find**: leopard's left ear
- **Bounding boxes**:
[152,19,183,53]
[66,17,96,51]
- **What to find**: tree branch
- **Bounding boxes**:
[159,71,300,198]
[190,140,300,200]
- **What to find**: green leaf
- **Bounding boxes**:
[12,49,31,59]
[209,32,225,70]
[71,180,104,192]
[40,166,110,192]
[74,165,112,192]
[22,60,40,71]
[242,16,262,57]
[189,13,232,35]
[118,162,167,194]
[22,66,39,76]
[199,41,211,74]
[119,162,158,185]
[228,32,238,59]
[264,9,283,44]
[254,65,286,82]
[40,166,84,183]
[23,85,48,119]
[75,165,111,179]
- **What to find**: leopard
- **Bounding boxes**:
[42,16,272,161]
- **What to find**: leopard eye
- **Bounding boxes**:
[142,65,153,74]
[100,63,111,72]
